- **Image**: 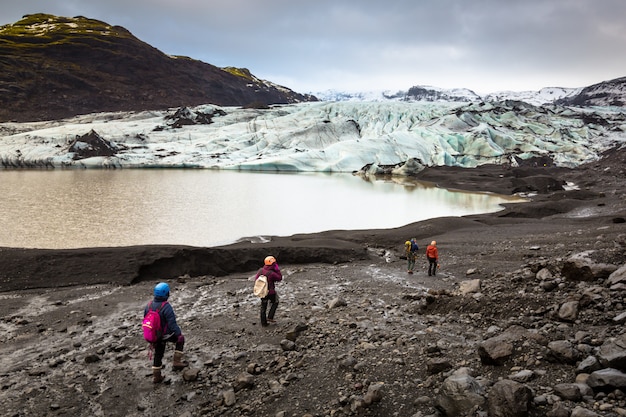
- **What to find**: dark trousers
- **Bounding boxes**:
[428,257,437,276]
[153,335,184,367]
[260,293,279,325]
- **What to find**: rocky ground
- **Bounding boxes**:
[1,147,626,417]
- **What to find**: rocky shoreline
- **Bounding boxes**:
[1,147,625,416]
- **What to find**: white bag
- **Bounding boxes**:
[253,275,269,298]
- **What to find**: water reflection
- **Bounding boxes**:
[0,170,523,249]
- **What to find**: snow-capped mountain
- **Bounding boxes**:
[1,101,625,174]
[403,86,482,102]
[556,76,626,107]
[313,79,626,107]
[313,85,577,105]
[315,86,481,103]
[484,87,582,106]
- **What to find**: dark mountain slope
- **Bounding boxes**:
[0,14,316,122]
[556,76,626,107]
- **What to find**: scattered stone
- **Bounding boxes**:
[182,367,200,382]
[557,300,579,322]
[233,372,255,391]
[487,379,532,417]
[509,369,534,383]
[459,279,481,295]
[363,382,384,405]
[546,340,580,364]
[280,339,296,351]
[84,354,101,364]
[546,402,570,417]
[597,333,626,371]
[222,388,236,407]
[427,358,453,375]
[613,312,626,324]
[436,368,486,416]
[570,406,601,417]
[478,336,514,365]
[553,383,583,401]
[587,368,626,390]
[327,297,347,309]
[608,264,626,287]
[562,251,618,281]
[536,267,553,280]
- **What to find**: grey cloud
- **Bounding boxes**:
[1,0,625,93]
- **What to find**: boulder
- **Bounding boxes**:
[233,372,254,391]
[577,356,602,374]
[427,358,453,375]
[607,264,626,288]
[557,301,579,322]
[586,368,626,391]
[553,383,583,401]
[478,337,514,365]
[435,368,486,416]
[561,251,618,281]
[487,379,533,417]
[363,382,385,405]
[546,340,580,364]
[597,333,626,371]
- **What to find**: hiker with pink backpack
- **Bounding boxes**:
[142,282,188,383]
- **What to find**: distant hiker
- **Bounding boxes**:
[426,241,439,276]
[255,255,283,327]
[405,238,419,274]
[144,282,188,383]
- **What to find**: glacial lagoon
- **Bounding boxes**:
[0,169,523,249]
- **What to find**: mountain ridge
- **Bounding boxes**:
[0,13,316,122]
[312,83,625,107]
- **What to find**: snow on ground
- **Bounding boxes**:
[1,101,625,172]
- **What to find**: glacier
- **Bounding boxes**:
[0,101,625,172]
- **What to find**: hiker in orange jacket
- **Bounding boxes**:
[426,241,439,276]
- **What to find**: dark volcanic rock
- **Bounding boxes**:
[68,129,118,159]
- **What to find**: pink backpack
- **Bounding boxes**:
[142,301,167,343]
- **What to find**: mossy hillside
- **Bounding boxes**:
[0,13,135,47]
[0,13,314,122]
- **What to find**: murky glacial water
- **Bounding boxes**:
[0,169,522,249]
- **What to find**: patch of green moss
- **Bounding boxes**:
[222,67,254,81]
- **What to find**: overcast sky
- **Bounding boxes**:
[2,1,625,95]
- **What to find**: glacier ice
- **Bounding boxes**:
[0,101,625,172]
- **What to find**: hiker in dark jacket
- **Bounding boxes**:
[255,255,283,327]
[405,238,419,274]
[144,282,188,383]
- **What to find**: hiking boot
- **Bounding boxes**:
[268,319,276,324]
[152,366,165,384]
[172,350,189,371]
